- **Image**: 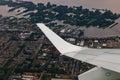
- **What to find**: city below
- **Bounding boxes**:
[0,0,120,80]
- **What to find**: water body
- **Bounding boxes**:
[0,0,120,17]
[25,0,120,13]
[0,0,120,37]
[0,6,14,16]
[0,5,25,17]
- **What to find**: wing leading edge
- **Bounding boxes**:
[37,23,120,76]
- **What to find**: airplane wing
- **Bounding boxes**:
[37,23,120,80]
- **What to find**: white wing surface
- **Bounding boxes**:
[37,23,120,74]
[78,67,120,80]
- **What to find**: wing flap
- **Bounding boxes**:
[78,67,120,80]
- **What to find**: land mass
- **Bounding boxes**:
[0,0,120,28]
[0,0,120,80]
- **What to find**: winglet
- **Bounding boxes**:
[37,23,84,54]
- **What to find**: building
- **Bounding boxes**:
[22,75,34,80]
